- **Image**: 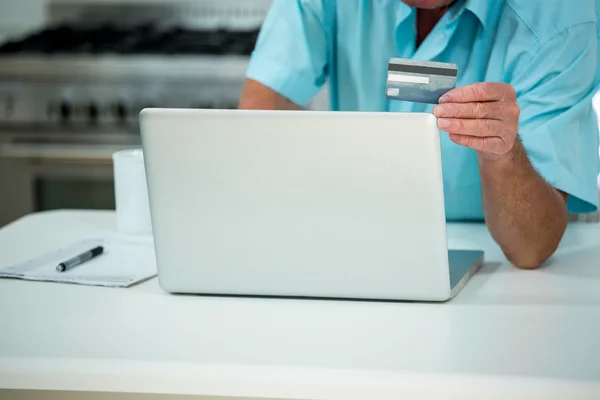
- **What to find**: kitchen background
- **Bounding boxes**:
[0,0,597,228]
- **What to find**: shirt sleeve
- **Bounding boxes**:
[246,0,332,107]
[511,23,600,213]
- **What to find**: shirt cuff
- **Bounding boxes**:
[246,54,321,108]
[522,134,599,214]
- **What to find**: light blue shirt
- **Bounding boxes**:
[247,0,600,221]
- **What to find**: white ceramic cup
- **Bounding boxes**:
[112,149,153,236]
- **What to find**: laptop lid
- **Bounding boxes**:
[140,109,452,301]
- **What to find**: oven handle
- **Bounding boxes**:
[0,143,138,164]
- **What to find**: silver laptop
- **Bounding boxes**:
[140,109,483,301]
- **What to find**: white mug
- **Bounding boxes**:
[112,149,153,236]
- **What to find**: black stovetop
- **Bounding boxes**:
[0,24,260,56]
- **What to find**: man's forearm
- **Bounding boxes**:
[238,79,302,110]
[478,139,568,269]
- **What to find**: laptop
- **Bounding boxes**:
[139,109,483,301]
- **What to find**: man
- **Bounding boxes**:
[239,0,600,269]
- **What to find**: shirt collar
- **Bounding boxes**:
[462,0,490,29]
[395,0,490,30]
[395,1,413,25]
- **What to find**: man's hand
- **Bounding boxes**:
[432,82,568,269]
[433,82,520,161]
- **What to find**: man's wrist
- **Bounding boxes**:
[478,137,523,171]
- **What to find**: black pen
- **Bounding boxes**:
[56,246,104,272]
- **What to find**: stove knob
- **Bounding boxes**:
[112,103,128,123]
[87,103,99,123]
[59,101,72,122]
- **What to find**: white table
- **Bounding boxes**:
[1,210,600,400]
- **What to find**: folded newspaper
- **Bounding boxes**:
[0,235,157,287]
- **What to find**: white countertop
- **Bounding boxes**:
[1,210,600,399]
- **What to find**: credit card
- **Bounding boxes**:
[386,58,458,104]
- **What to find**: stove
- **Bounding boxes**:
[0,28,258,127]
[0,0,270,226]
[0,1,269,129]
[0,25,259,56]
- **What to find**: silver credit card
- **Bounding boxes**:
[386,58,458,104]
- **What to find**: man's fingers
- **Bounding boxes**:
[437,118,507,137]
[433,102,519,120]
[439,82,515,103]
[436,82,519,159]
[448,134,505,154]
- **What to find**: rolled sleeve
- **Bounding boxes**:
[246,0,332,107]
[512,24,600,213]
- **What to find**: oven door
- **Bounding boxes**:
[0,138,139,226]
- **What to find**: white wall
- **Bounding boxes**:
[0,0,47,41]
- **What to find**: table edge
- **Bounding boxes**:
[1,357,599,399]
